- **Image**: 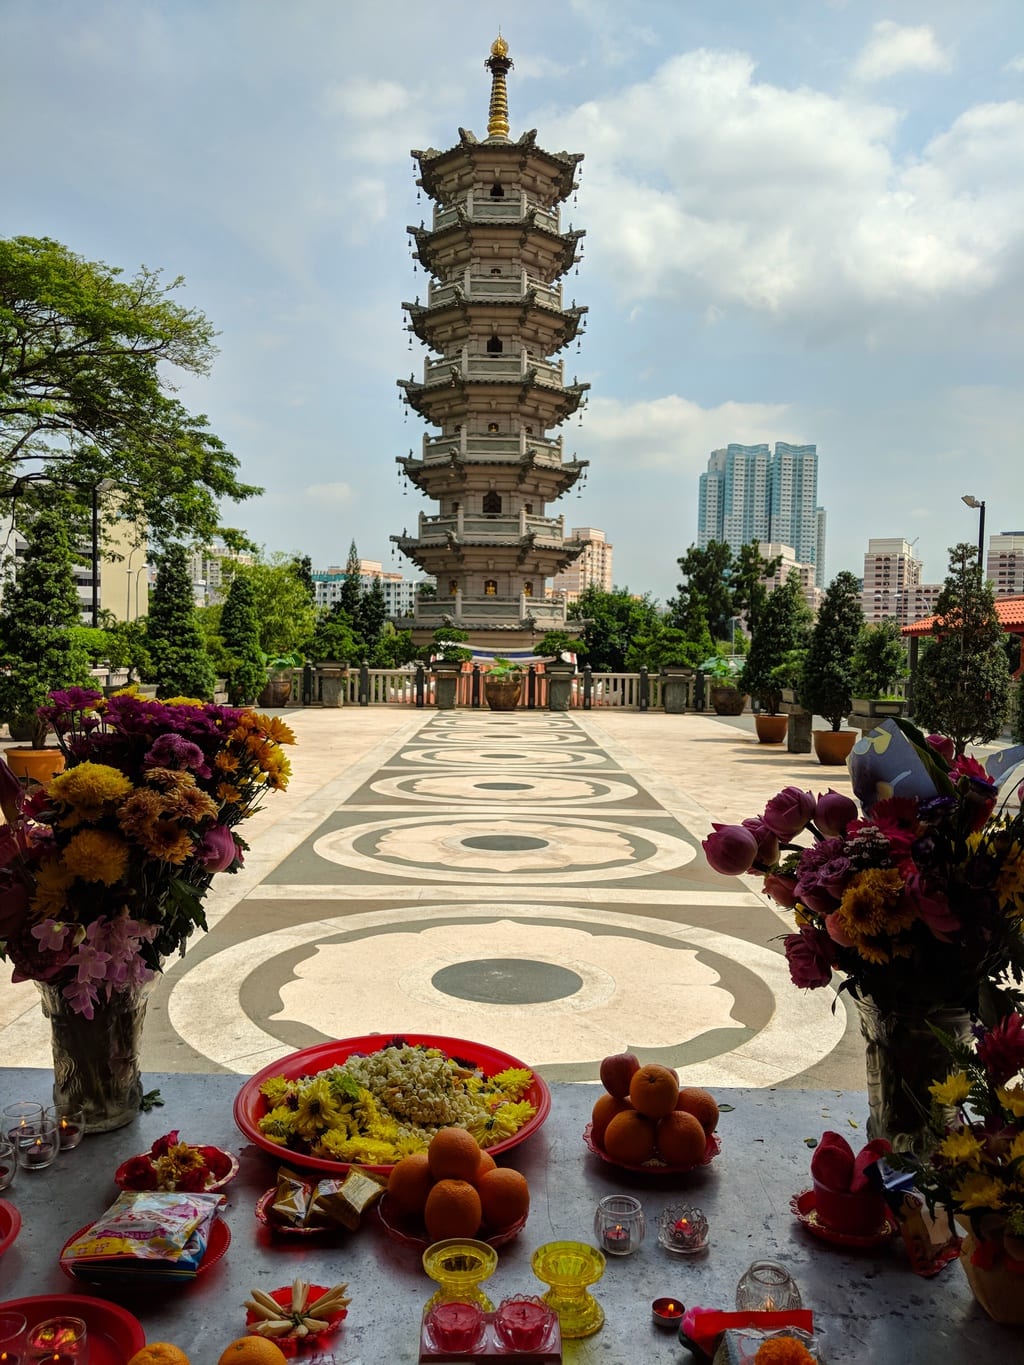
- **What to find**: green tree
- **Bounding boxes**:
[220,575,265,706]
[914,543,1012,755]
[310,605,361,664]
[338,540,363,620]
[669,542,735,640]
[0,501,91,746]
[233,556,317,658]
[569,586,661,672]
[740,573,812,714]
[800,571,865,730]
[0,236,260,546]
[732,542,784,634]
[144,544,216,700]
[625,623,709,672]
[291,554,316,607]
[852,619,907,698]
[356,577,388,659]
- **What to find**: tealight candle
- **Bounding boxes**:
[0,1311,27,1365]
[658,1203,710,1256]
[593,1193,645,1255]
[652,1297,685,1329]
[0,1139,16,1191]
[2,1102,43,1145]
[25,1318,86,1365]
[45,1107,84,1152]
[495,1296,553,1351]
[16,1121,58,1172]
[424,1301,484,1352]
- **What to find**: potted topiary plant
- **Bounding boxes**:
[740,575,811,743]
[800,571,864,765]
[429,627,472,710]
[0,502,92,782]
[851,619,907,720]
[483,657,523,711]
[259,652,304,708]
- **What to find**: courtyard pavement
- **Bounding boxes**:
[1,705,879,1092]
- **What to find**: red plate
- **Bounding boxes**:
[59,1214,231,1283]
[115,1145,240,1192]
[376,1192,527,1250]
[790,1189,898,1249]
[0,1198,21,1256]
[233,1033,552,1177]
[245,1283,347,1358]
[0,1295,145,1364]
[254,1187,342,1238]
[583,1121,721,1174]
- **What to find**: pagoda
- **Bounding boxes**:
[392,35,590,653]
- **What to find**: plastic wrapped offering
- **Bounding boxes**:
[60,1190,225,1282]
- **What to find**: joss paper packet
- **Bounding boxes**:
[61,1189,225,1269]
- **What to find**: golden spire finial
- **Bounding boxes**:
[484,33,513,140]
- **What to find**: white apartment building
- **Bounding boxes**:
[312,561,420,618]
[987,533,1024,595]
[756,542,823,614]
[549,528,613,601]
[860,538,946,627]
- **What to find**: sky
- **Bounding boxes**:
[3,0,1023,603]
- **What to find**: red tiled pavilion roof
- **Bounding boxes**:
[902,594,1024,637]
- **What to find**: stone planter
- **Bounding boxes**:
[709,684,747,716]
[433,666,461,710]
[754,714,789,744]
[813,729,858,766]
[318,664,347,708]
[659,666,693,715]
[484,678,522,711]
[545,662,575,712]
[258,670,293,708]
[852,698,906,717]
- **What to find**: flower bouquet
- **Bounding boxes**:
[0,687,295,1128]
[116,1130,239,1193]
[702,718,1024,1147]
[910,1015,1024,1322]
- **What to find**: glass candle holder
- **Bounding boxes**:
[0,1140,16,1191]
[495,1296,556,1352]
[2,1103,43,1144]
[593,1193,645,1255]
[531,1240,605,1340]
[16,1119,59,1172]
[25,1317,87,1365]
[735,1260,803,1313]
[423,1302,485,1354]
[0,1312,28,1365]
[45,1107,84,1152]
[422,1238,498,1314]
[657,1204,709,1255]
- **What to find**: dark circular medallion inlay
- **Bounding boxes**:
[432,958,583,1005]
[461,834,548,851]
[476,782,532,791]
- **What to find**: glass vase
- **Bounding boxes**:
[854,997,973,1154]
[37,980,154,1133]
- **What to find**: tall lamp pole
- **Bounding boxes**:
[90,479,117,626]
[961,494,986,575]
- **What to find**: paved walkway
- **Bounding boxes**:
[2,707,874,1091]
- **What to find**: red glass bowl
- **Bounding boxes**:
[115,1144,239,1193]
[0,1296,145,1365]
[233,1033,551,1177]
[376,1192,527,1250]
[790,1189,898,1249]
[0,1198,22,1256]
[245,1284,347,1358]
[59,1214,231,1284]
[583,1121,721,1174]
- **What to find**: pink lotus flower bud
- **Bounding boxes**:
[761,787,816,839]
[196,824,241,873]
[741,817,780,868]
[814,789,857,838]
[926,734,955,763]
[702,823,758,876]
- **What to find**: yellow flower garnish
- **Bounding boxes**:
[61,830,131,886]
[938,1129,984,1165]
[998,1086,1024,1119]
[930,1072,971,1106]
[953,1172,1005,1210]
[47,762,134,823]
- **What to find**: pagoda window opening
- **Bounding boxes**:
[524,503,533,514]
[490,266,502,275]
[484,579,498,595]
[487,421,500,433]
[486,335,503,354]
[451,501,460,513]
[523,581,534,597]
[483,491,502,515]
[448,579,458,596]
[490,182,505,198]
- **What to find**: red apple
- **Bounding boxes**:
[599,1050,641,1098]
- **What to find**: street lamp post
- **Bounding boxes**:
[961,494,986,574]
[90,479,117,627]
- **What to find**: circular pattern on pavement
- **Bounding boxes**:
[400,746,609,768]
[368,772,640,805]
[431,958,584,1004]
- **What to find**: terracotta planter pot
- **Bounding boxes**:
[754,714,789,744]
[3,748,66,785]
[709,684,747,716]
[812,729,857,766]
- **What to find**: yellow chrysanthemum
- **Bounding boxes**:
[160,696,204,708]
[164,784,218,823]
[29,860,77,917]
[293,1077,344,1139]
[47,762,134,823]
[938,1129,984,1166]
[214,752,240,773]
[216,783,242,804]
[953,1172,1005,1211]
[61,829,131,885]
[930,1072,972,1106]
[265,716,296,745]
[998,1086,1024,1119]
[995,846,1024,918]
[136,817,194,864]
[837,868,909,942]
[1008,1132,1024,1163]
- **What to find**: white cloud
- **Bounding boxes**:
[584,394,793,471]
[1007,55,1024,73]
[853,21,953,83]
[321,77,409,120]
[302,482,356,504]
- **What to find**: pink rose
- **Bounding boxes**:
[763,872,800,909]
[784,927,835,989]
[197,824,241,873]
[701,823,758,876]
[814,789,858,838]
[824,911,854,946]
[762,787,816,839]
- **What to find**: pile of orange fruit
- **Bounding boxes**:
[592,1056,719,1167]
[387,1125,530,1242]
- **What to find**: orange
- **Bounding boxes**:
[675,1086,719,1134]
[655,1110,708,1166]
[628,1063,679,1118]
[428,1126,482,1182]
[477,1167,530,1231]
[424,1177,483,1241]
[128,1350,191,1365]
[475,1148,497,1181]
[591,1092,631,1145]
[387,1150,434,1218]
[217,1341,288,1365]
[602,1108,657,1165]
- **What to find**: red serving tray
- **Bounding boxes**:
[0,1295,145,1364]
[59,1214,231,1284]
[0,1198,21,1256]
[233,1033,551,1177]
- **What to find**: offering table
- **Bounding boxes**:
[0,1070,1013,1362]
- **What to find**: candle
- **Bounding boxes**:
[425,1301,483,1352]
[25,1319,86,1365]
[658,1203,709,1255]
[46,1108,84,1152]
[496,1297,552,1351]
[652,1297,686,1329]
[602,1223,631,1252]
[16,1131,57,1172]
[594,1193,645,1255]
[0,1140,15,1191]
